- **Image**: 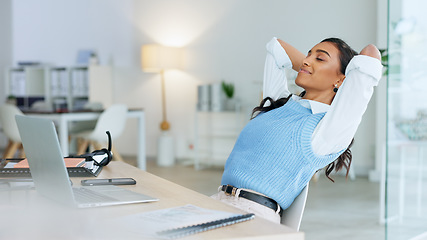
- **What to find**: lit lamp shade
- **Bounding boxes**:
[141,44,183,72]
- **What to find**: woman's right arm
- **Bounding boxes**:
[276,38,306,72]
[263,37,303,101]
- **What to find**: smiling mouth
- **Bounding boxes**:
[299,69,311,74]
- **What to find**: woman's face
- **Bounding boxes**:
[295,42,345,96]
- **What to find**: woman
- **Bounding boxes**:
[212,37,383,223]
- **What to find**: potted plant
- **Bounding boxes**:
[222,81,235,111]
[6,95,17,105]
[379,49,388,76]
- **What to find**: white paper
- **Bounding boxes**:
[116,204,241,239]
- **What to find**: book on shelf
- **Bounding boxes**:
[71,67,89,97]
[48,67,68,97]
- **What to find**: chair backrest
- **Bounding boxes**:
[89,104,128,141]
[0,104,25,142]
[31,100,53,112]
[83,102,103,111]
[281,183,309,231]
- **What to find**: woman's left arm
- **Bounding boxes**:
[311,44,383,155]
[359,44,381,60]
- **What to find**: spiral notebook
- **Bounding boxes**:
[118,204,255,239]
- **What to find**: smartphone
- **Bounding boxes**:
[81,178,136,186]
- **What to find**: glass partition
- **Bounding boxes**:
[386,0,427,239]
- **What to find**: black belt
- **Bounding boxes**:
[220,185,282,215]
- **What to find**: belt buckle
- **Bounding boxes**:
[224,185,237,196]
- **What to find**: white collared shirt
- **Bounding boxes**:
[263,37,383,155]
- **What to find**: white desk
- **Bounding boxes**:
[0,162,304,239]
[26,109,146,170]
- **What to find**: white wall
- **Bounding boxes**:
[12,1,135,67]
[0,0,12,79]
[0,0,12,147]
[9,0,380,175]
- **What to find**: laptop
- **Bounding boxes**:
[15,115,158,208]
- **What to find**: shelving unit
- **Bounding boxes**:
[5,66,46,108]
[48,66,88,111]
[5,65,108,111]
[68,66,89,110]
[194,110,247,170]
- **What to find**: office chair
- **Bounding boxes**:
[0,104,25,158]
[281,183,309,231]
[68,102,104,136]
[74,104,128,162]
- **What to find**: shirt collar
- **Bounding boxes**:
[291,95,330,114]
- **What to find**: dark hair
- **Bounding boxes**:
[321,37,358,75]
[252,37,358,182]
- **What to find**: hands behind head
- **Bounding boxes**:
[360,44,381,61]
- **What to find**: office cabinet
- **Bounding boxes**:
[5,66,47,109]
[49,66,89,111]
[5,66,45,96]
[5,65,109,111]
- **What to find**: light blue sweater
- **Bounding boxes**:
[221,98,344,210]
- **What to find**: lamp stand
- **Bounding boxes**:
[157,131,175,166]
[157,69,174,166]
[160,69,170,131]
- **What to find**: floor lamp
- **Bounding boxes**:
[141,44,182,166]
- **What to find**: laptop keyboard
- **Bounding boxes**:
[73,187,117,203]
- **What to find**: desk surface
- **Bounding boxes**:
[0,162,304,240]
[22,108,143,114]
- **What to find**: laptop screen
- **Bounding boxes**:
[15,115,75,206]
